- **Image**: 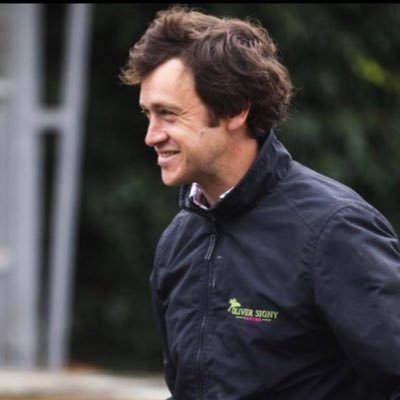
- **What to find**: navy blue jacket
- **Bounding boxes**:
[150,132,400,400]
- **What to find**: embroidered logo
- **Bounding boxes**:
[227,298,279,324]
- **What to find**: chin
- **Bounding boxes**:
[162,180,180,187]
[161,172,191,187]
[161,175,183,187]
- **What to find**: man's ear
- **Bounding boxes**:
[227,105,250,132]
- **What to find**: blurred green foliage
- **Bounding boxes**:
[51,4,400,372]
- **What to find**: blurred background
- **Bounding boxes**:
[0,3,399,378]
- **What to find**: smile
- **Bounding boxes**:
[157,151,180,167]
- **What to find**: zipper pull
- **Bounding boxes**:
[205,232,217,261]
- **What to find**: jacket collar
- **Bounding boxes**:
[179,131,292,221]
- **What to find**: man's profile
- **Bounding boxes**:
[121,5,400,399]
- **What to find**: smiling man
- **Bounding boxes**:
[121,5,400,400]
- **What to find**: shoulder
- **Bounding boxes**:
[316,202,399,253]
[271,161,399,266]
[275,160,375,229]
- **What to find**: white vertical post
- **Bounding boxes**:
[0,5,9,366]
[8,4,43,368]
[0,83,11,364]
[0,83,11,365]
[47,3,92,369]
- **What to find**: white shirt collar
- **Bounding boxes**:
[189,182,233,210]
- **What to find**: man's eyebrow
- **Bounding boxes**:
[139,102,181,113]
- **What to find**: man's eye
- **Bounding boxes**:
[159,109,174,117]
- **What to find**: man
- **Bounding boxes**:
[121,5,400,400]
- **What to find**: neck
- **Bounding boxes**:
[202,136,259,206]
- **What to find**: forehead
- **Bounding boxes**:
[139,58,195,108]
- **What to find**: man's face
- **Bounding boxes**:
[139,58,231,189]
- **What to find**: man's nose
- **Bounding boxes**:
[144,117,168,147]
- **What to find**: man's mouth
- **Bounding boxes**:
[157,151,180,166]
[158,151,179,157]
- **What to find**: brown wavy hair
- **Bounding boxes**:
[120,5,293,141]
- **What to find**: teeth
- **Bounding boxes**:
[160,152,178,157]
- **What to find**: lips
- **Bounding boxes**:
[157,150,180,167]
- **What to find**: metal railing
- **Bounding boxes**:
[0,4,92,369]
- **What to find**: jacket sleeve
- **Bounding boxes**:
[313,204,400,398]
[150,231,176,399]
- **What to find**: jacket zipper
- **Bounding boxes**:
[196,228,218,399]
[205,232,217,261]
